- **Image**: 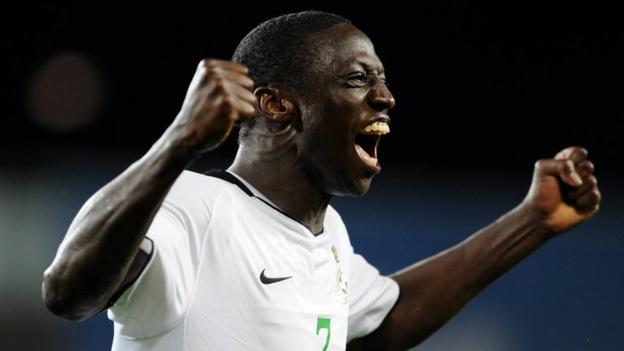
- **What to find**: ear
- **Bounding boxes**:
[254,86,297,124]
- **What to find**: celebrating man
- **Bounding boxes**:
[43,11,601,350]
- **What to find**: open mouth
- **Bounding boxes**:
[354,121,390,172]
[355,133,381,158]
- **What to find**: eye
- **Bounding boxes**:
[348,72,367,81]
[345,72,368,87]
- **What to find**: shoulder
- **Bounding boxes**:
[166,170,238,204]
[326,205,346,226]
[325,205,350,240]
[158,170,243,229]
[173,169,233,191]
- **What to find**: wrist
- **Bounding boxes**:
[516,201,556,240]
[158,122,205,164]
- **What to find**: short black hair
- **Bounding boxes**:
[232,11,350,143]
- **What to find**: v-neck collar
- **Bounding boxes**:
[204,169,325,237]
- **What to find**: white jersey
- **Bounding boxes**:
[108,170,399,351]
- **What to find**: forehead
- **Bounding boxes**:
[313,24,385,74]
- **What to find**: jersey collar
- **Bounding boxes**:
[204,169,325,237]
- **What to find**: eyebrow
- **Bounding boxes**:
[358,61,385,75]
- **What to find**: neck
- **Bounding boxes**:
[228,146,331,235]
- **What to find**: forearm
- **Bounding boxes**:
[42,127,197,320]
[368,204,551,350]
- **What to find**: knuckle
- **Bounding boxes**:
[242,76,255,86]
[580,160,595,173]
[588,175,598,186]
[593,190,602,201]
[584,190,600,203]
[204,66,222,77]
[235,63,250,74]
[242,103,255,114]
[200,58,217,68]
[212,75,225,85]
[222,95,234,107]
[534,159,547,169]
[209,77,227,92]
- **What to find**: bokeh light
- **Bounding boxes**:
[27,52,104,132]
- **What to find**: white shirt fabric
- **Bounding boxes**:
[108,170,400,351]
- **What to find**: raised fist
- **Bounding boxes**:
[173,58,256,152]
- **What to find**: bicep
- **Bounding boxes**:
[347,288,403,350]
[106,204,198,338]
[104,238,153,309]
[346,339,364,351]
[348,254,400,342]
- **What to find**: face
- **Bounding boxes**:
[295,23,396,196]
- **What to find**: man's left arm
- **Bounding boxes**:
[348,146,601,350]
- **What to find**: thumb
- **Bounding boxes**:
[534,159,583,187]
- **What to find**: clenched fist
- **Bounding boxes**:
[172,59,256,152]
[523,146,601,234]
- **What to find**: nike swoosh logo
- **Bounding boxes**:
[259,268,292,285]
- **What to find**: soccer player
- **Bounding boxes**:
[42,11,601,350]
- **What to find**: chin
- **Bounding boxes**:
[331,174,374,197]
[353,176,374,196]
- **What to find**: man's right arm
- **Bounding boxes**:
[42,59,255,321]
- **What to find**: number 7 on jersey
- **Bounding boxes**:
[316,317,331,351]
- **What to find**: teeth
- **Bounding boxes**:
[361,121,390,135]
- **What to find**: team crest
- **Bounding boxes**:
[331,246,348,304]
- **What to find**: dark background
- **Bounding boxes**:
[6,2,624,170]
[2,2,622,350]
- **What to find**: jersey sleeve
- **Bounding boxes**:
[347,253,400,341]
[107,171,212,339]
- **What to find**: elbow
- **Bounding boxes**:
[42,269,98,322]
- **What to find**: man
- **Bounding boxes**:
[42,11,601,350]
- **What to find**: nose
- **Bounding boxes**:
[367,81,396,111]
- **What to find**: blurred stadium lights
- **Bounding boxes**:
[26,52,104,132]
